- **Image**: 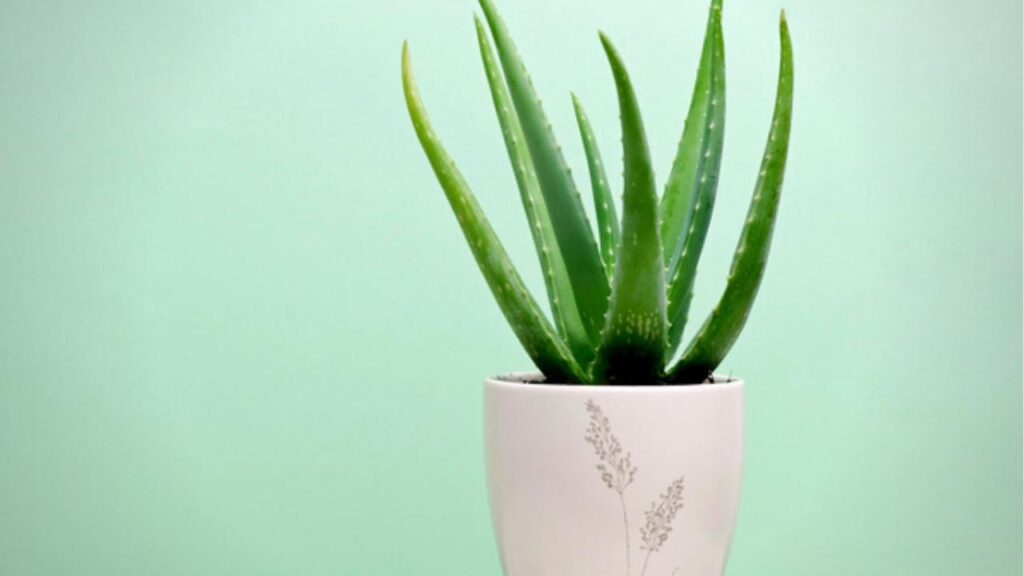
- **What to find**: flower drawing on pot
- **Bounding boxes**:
[585,400,684,576]
[585,399,637,494]
[640,476,685,575]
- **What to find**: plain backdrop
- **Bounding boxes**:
[0,0,1021,574]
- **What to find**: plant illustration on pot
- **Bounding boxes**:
[640,476,686,576]
[585,400,685,576]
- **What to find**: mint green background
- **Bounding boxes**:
[1,0,1020,574]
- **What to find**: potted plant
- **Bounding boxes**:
[402,0,793,573]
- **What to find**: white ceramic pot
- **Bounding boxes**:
[485,374,744,576]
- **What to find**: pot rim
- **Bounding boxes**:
[486,372,743,393]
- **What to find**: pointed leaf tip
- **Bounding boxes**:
[668,4,793,382]
[661,0,726,355]
[478,0,611,345]
[591,30,668,383]
[474,9,596,368]
[401,37,585,382]
[572,92,620,281]
[401,44,411,88]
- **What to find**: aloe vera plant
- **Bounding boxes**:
[403,0,794,384]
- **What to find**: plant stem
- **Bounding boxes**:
[619,491,631,576]
[640,548,654,576]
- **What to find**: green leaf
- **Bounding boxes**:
[591,34,668,384]
[668,12,794,383]
[571,94,620,278]
[663,0,726,356]
[478,0,611,346]
[474,18,594,368]
[402,43,586,383]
